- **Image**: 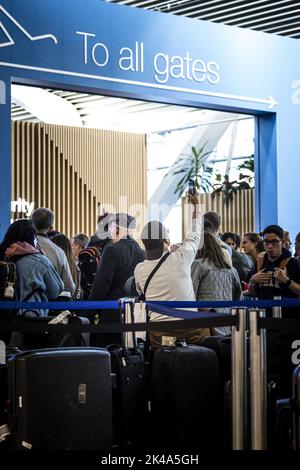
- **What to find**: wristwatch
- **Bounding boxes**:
[285,278,292,287]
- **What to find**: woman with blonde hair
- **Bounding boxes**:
[192,231,241,334]
[241,232,264,263]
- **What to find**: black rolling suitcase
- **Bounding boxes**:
[150,343,221,449]
[8,347,112,450]
[201,335,231,384]
[275,365,300,450]
[108,301,148,448]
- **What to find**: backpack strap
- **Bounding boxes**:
[279,257,292,270]
[141,251,171,300]
[89,247,101,256]
[22,288,45,302]
[256,254,292,272]
[79,247,101,262]
[256,251,266,271]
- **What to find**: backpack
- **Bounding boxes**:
[0,261,17,343]
[0,261,16,301]
[77,247,101,297]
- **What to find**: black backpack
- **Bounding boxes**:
[0,261,16,301]
[0,261,17,343]
[78,247,101,297]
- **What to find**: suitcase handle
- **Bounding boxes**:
[118,298,139,356]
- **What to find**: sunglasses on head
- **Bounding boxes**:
[263,238,281,246]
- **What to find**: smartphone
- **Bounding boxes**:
[188,178,196,195]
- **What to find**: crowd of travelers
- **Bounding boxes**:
[1,195,300,391]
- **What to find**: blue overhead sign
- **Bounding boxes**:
[0,0,284,110]
[0,0,300,239]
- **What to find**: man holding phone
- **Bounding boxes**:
[134,191,209,350]
[249,224,300,300]
[248,224,300,396]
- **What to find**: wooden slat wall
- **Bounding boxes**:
[182,190,255,238]
[11,122,147,239]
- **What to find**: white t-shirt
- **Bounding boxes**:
[134,224,201,322]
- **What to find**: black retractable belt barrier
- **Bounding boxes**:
[0,315,237,336]
[8,314,90,351]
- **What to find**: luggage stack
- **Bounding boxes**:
[0,302,231,450]
[8,348,112,450]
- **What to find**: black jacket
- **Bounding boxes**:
[88,237,144,347]
[87,235,113,253]
[90,237,145,302]
[231,250,252,283]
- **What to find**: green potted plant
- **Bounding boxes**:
[166,142,214,197]
[212,155,254,204]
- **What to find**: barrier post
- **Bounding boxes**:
[272,296,282,319]
[249,308,267,450]
[231,307,247,450]
[118,297,136,349]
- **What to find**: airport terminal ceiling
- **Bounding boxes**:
[107,0,300,39]
[11,86,255,185]
[11,85,255,243]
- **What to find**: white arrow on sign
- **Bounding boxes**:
[149,83,277,109]
[0,60,278,110]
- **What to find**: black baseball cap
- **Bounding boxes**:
[108,213,136,229]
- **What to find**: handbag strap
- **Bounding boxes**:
[22,288,44,302]
[143,251,171,299]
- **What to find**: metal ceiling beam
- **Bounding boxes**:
[174,0,278,19]
[198,1,294,22]
[286,30,300,37]
[230,10,300,28]
[244,16,300,31]
[269,24,300,34]
[106,0,300,39]
[160,0,249,15]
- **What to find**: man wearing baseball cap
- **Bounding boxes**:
[89,212,144,346]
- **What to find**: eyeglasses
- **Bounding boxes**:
[263,239,281,246]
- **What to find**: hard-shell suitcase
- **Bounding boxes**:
[201,335,231,384]
[8,347,112,450]
[150,343,221,448]
[109,344,148,447]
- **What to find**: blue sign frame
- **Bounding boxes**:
[0,0,299,239]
